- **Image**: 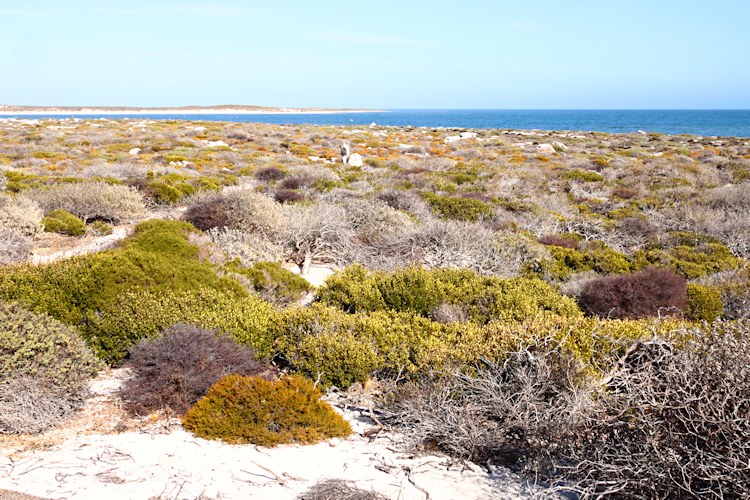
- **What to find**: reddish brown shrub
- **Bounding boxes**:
[255,166,285,182]
[538,234,580,250]
[279,175,314,190]
[274,189,305,203]
[183,196,228,231]
[578,268,688,319]
[119,324,277,416]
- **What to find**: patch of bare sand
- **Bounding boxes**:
[0,371,553,499]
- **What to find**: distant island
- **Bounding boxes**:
[0,104,378,115]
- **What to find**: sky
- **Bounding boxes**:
[1,0,749,109]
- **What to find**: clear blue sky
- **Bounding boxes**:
[1,0,748,109]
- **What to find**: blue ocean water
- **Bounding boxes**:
[2,109,749,137]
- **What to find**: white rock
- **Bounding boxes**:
[128,148,141,155]
[347,153,364,167]
[460,132,477,139]
[537,143,556,154]
[207,140,229,148]
[552,141,568,151]
[444,135,462,143]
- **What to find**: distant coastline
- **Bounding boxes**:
[0,104,380,115]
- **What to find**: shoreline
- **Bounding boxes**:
[0,107,381,116]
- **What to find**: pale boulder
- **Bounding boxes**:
[347,153,364,167]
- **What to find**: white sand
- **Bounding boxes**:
[0,372,551,500]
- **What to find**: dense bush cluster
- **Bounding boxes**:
[578,267,688,319]
[183,374,351,446]
[42,209,87,236]
[0,302,102,433]
[120,324,276,416]
[29,181,146,223]
[381,322,750,498]
[317,265,580,323]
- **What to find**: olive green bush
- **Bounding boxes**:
[274,303,485,388]
[42,209,86,236]
[0,302,102,433]
[686,283,724,321]
[422,192,494,221]
[183,374,351,446]
[83,288,276,364]
[228,260,311,305]
[0,301,102,394]
[317,265,580,324]
[0,220,252,362]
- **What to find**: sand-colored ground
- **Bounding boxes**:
[0,370,550,500]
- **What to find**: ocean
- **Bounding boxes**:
[2,109,749,138]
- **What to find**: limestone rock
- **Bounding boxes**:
[347,153,363,167]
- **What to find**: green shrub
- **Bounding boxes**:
[82,289,276,365]
[228,261,311,305]
[90,220,113,236]
[42,209,87,236]
[274,303,486,388]
[146,181,183,204]
[686,283,724,322]
[183,374,351,446]
[316,265,581,324]
[584,245,632,274]
[634,238,740,279]
[0,302,102,394]
[0,220,250,362]
[482,313,689,373]
[563,169,604,182]
[422,193,494,221]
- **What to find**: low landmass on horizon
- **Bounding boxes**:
[0,104,377,115]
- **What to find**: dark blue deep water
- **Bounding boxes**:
[2,110,750,137]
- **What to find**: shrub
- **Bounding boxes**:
[0,377,82,434]
[380,322,750,498]
[208,227,285,266]
[686,283,724,321]
[274,188,304,203]
[275,303,486,388]
[119,324,276,416]
[635,239,741,279]
[379,346,587,470]
[578,267,688,319]
[29,182,146,223]
[317,265,580,324]
[563,169,604,182]
[84,288,276,365]
[0,229,32,265]
[183,193,228,231]
[560,322,750,498]
[222,189,286,235]
[300,479,388,500]
[42,209,87,236]
[422,192,494,221]
[0,220,251,362]
[183,374,351,446]
[229,261,311,305]
[0,302,102,395]
[145,181,183,204]
[89,220,113,236]
[481,313,688,373]
[254,166,286,182]
[0,193,43,235]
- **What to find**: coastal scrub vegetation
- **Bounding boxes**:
[1,117,749,495]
